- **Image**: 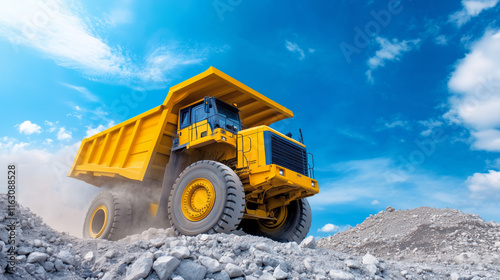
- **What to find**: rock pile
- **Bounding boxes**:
[1,195,500,279]
[318,206,500,265]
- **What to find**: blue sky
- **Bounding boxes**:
[1,0,500,238]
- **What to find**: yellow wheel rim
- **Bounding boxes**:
[89,205,108,238]
[181,178,215,221]
[258,206,288,231]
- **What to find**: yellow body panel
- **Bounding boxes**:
[68,105,174,185]
[237,126,318,213]
[68,67,294,187]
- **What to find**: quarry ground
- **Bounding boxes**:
[1,194,499,280]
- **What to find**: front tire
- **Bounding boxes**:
[239,198,312,243]
[83,190,132,240]
[168,160,245,236]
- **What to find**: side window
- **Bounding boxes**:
[180,108,190,128]
[192,105,207,123]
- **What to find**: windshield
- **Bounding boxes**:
[216,101,241,132]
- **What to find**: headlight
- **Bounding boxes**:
[311,181,315,188]
[221,136,227,141]
[279,169,284,176]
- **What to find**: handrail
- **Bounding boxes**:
[307,152,315,179]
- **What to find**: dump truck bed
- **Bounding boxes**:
[68,67,294,186]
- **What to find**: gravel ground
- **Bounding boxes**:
[1,195,500,279]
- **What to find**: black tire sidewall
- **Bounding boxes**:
[240,199,311,243]
[259,200,301,242]
[169,162,228,235]
[83,191,116,240]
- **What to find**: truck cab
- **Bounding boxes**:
[173,96,242,151]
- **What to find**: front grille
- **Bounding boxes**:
[265,132,308,176]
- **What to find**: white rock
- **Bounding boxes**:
[304,259,313,272]
[450,272,464,280]
[105,249,117,259]
[151,238,166,247]
[329,270,355,280]
[33,239,42,247]
[175,260,206,280]
[57,250,75,265]
[54,259,65,271]
[84,251,94,262]
[260,272,276,280]
[153,256,180,280]
[454,252,478,264]
[255,243,273,253]
[273,264,288,279]
[225,263,243,278]
[199,256,222,273]
[362,253,379,266]
[345,259,360,269]
[365,264,378,276]
[27,252,48,263]
[300,236,316,249]
[219,256,235,263]
[126,252,154,280]
[171,246,190,259]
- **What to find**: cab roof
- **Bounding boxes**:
[163,67,293,128]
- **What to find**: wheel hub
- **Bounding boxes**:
[258,206,288,231]
[181,178,215,221]
[89,205,108,238]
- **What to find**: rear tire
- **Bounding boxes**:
[239,198,312,243]
[168,160,245,236]
[83,190,132,240]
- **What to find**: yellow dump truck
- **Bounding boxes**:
[69,67,319,242]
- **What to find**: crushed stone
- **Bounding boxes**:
[1,195,500,279]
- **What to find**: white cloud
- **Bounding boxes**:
[317,223,351,234]
[378,117,410,130]
[45,120,58,133]
[0,144,100,237]
[435,35,448,46]
[447,30,500,151]
[419,119,443,136]
[0,0,130,79]
[85,121,115,137]
[57,127,72,141]
[318,223,338,233]
[285,40,305,60]
[450,0,499,26]
[371,200,380,205]
[0,137,30,152]
[17,120,42,135]
[62,83,99,102]
[466,170,500,198]
[366,37,420,82]
[471,129,500,150]
[0,0,216,89]
[139,46,205,84]
[44,138,53,145]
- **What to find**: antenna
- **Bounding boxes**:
[299,128,304,144]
